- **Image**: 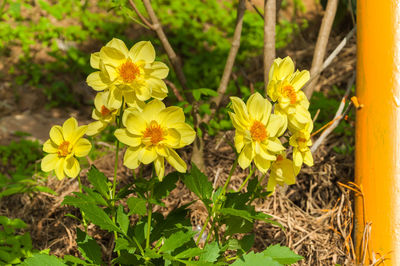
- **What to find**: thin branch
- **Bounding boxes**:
[207,0,247,119]
[164,79,184,102]
[128,0,154,29]
[264,0,276,95]
[305,27,356,88]
[311,71,355,153]
[248,0,264,19]
[304,0,339,99]
[141,0,191,101]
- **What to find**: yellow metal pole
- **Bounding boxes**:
[355,0,400,264]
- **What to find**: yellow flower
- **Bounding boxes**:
[289,121,313,174]
[267,153,296,192]
[87,38,169,110]
[41,117,92,180]
[229,92,287,173]
[114,100,195,180]
[267,56,311,131]
[86,91,119,136]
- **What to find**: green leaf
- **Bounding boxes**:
[239,234,255,252]
[153,172,179,201]
[224,216,253,236]
[63,195,120,232]
[219,208,253,222]
[183,163,212,201]
[62,255,88,265]
[117,205,129,234]
[20,253,66,266]
[263,244,304,264]
[192,88,218,101]
[174,247,204,259]
[83,187,108,206]
[127,197,147,216]
[232,252,281,266]
[199,241,220,262]
[87,166,110,199]
[159,230,197,253]
[114,238,136,254]
[76,228,103,265]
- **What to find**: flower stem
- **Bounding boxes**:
[236,165,255,193]
[77,175,88,232]
[198,158,238,246]
[146,183,154,249]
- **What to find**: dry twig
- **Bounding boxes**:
[311,71,355,153]
[304,0,339,99]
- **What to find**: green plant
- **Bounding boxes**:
[0,137,55,199]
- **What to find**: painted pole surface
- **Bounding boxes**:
[355,0,400,264]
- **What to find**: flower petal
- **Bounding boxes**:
[147,61,169,79]
[62,117,78,142]
[64,157,80,178]
[275,56,294,80]
[108,87,123,109]
[230,96,250,123]
[123,112,147,135]
[115,128,142,147]
[70,125,88,146]
[55,157,66,180]
[49,125,64,145]
[158,107,185,127]
[74,138,92,157]
[247,92,271,123]
[154,156,165,180]
[266,114,285,137]
[163,128,181,148]
[266,139,285,153]
[41,154,59,172]
[106,38,129,57]
[291,70,310,92]
[146,78,168,94]
[172,123,195,148]
[303,150,314,166]
[254,154,271,173]
[124,146,141,169]
[166,149,187,173]
[90,52,100,69]
[43,139,58,153]
[99,46,126,66]
[129,41,155,63]
[87,71,109,91]
[87,121,107,136]
[238,144,253,170]
[293,148,303,168]
[142,100,165,122]
[138,146,157,164]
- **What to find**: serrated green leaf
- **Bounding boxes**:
[76,228,103,265]
[127,197,147,216]
[239,234,254,252]
[117,205,129,234]
[219,208,253,222]
[232,252,281,266]
[20,253,66,266]
[87,166,110,199]
[174,247,204,259]
[63,196,120,232]
[153,172,179,201]
[199,241,220,262]
[224,216,253,236]
[114,238,136,254]
[159,230,197,253]
[263,244,303,264]
[83,187,108,206]
[183,163,212,201]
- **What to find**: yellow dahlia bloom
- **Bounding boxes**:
[114,100,195,180]
[41,117,91,180]
[87,91,119,136]
[229,92,287,173]
[87,38,169,110]
[289,121,313,174]
[266,153,296,192]
[267,56,311,131]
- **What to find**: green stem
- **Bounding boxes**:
[198,158,238,247]
[249,173,268,204]
[236,165,255,193]
[77,175,88,232]
[146,183,154,249]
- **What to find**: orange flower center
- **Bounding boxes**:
[276,155,284,161]
[101,105,111,116]
[119,59,140,83]
[282,85,297,104]
[143,121,165,145]
[250,121,268,142]
[297,137,307,143]
[58,141,71,157]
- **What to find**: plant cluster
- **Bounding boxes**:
[32,37,314,265]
